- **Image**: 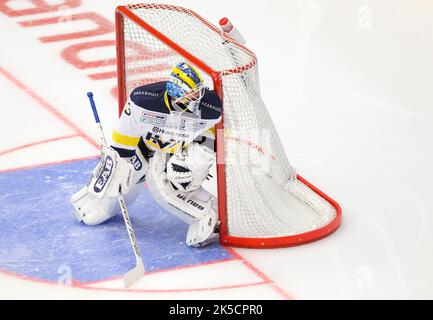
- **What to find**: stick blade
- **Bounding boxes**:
[123,260,145,288]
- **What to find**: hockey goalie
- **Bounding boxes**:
[70,62,221,248]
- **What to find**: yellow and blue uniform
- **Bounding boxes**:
[111,81,222,165]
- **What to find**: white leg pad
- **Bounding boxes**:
[146,154,219,247]
[70,183,142,226]
[185,205,219,247]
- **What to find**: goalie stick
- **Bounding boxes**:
[87,92,145,288]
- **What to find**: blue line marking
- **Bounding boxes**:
[0,159,231,283]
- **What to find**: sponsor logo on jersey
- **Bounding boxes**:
[133,90,160,98]
[151,126,191,139]
[93,156,114,193]
[145,132,178,150]
[180,119,207,131]
[152,126,162,134]
[200,101,222,113]
[140,111,167,126]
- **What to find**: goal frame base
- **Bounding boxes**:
[219,175,342,248]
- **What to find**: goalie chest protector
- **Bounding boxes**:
[128,81,222,153]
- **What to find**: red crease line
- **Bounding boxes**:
[80,281,268,294]
[0,267,268,295]
[81,257,238,286]
[225,247,294,300]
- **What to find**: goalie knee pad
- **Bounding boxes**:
[147,154,219,247]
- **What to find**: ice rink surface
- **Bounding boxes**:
[0,0,432,299]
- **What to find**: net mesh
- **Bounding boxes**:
[118,3,337,241]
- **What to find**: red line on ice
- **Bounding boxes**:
[0,134,80,157]
[77,281,269,294]
[81,257,238,285]
[0,264,268,294]
[0,67,99,150]
[225,247,294,300]
[0,155,99,174]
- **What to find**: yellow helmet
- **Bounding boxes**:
[166,62,205,112]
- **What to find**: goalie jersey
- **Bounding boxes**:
[111,81,222,158]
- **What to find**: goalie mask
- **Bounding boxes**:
[166,62,205,113]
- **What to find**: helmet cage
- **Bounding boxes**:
[166,63,205,113]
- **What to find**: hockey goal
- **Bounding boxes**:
[115,3,342,248]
